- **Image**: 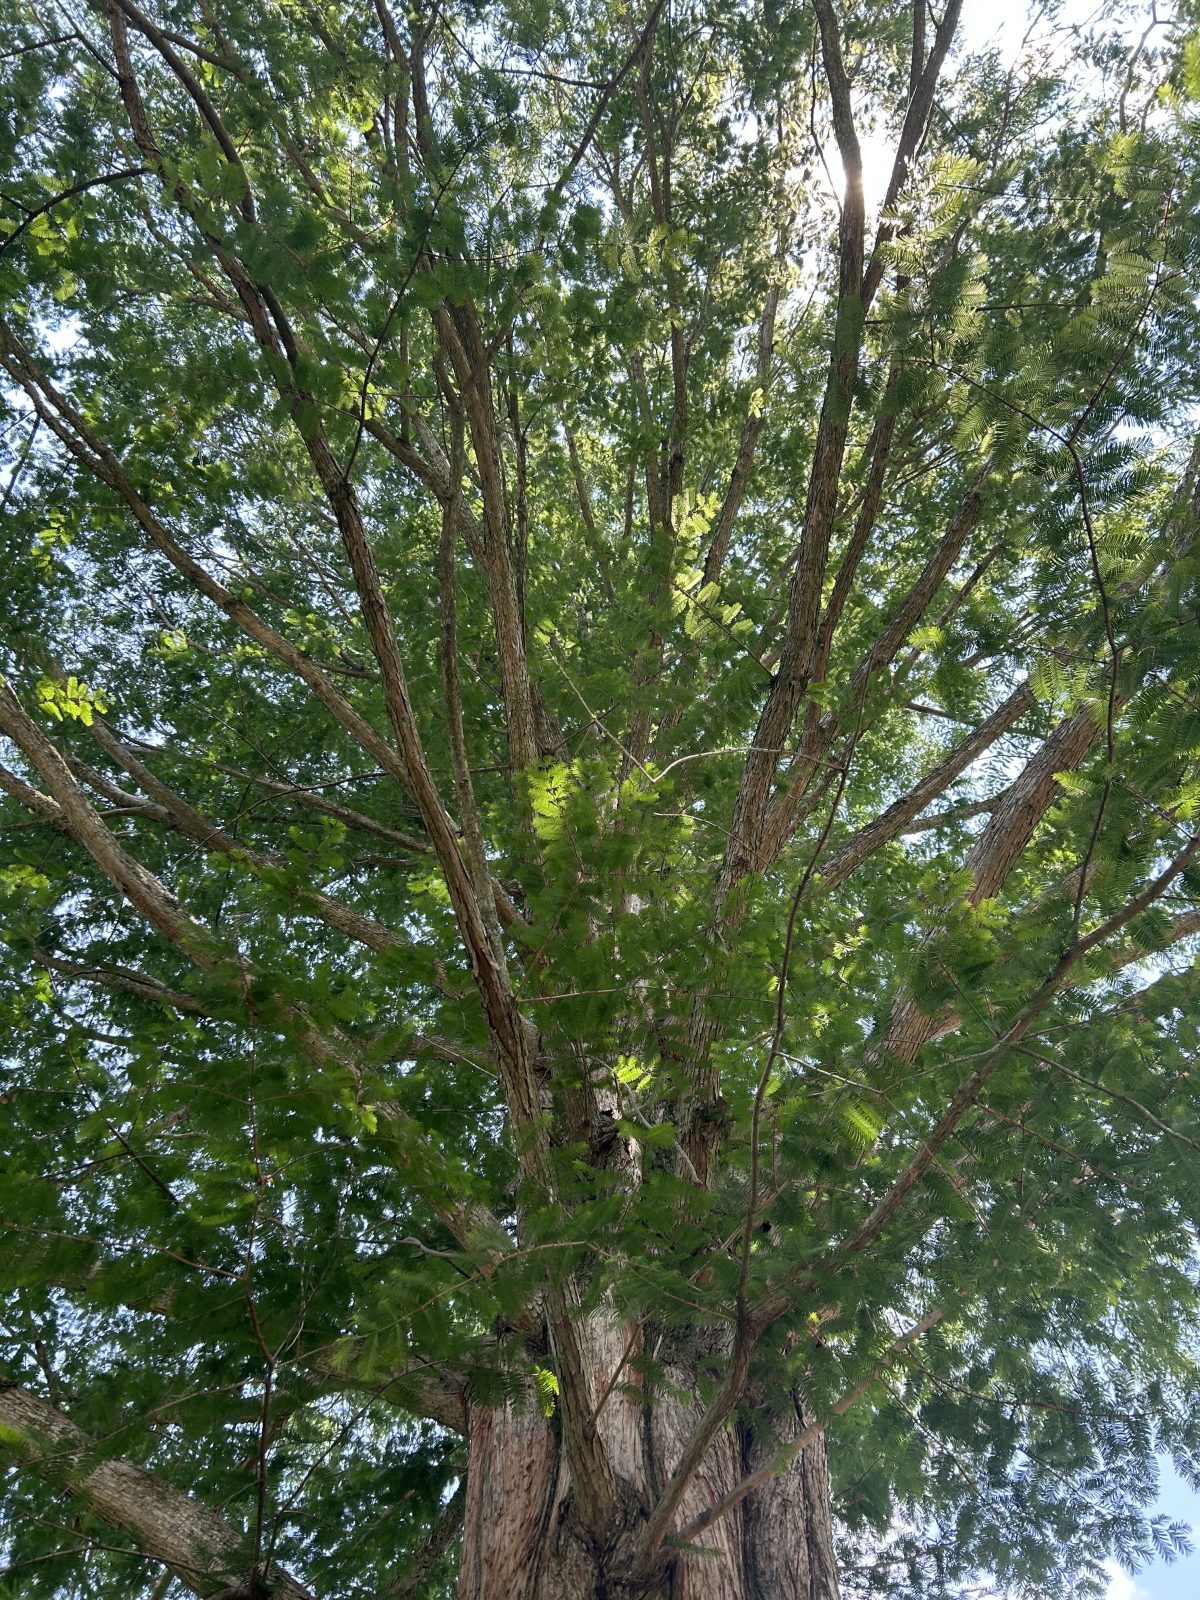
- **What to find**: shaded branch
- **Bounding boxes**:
[0,1376,315,1600]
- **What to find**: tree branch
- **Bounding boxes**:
[0,1376,315,1600]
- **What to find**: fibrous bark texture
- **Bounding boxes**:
[457,1321,838,1600]
[0,1379,313,1600]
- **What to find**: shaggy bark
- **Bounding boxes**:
[456,1321,838,1600]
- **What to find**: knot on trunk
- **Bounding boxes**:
[210,1575,271,1600]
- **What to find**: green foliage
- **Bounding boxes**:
[0,1,1199,1598]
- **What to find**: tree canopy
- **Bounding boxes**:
[2,1,1200,1597]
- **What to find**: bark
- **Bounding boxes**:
[0,1377,313,1600]
[455,1317,839,1600]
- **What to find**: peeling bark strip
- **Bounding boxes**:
[0,1379,314,1599]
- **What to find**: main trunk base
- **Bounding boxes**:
[456,1373,839,1600]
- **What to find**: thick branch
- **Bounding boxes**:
[719,0,867,885]
[0,323,422,812]
[88,719,421,961]
[0,1376,314,1600]
[861,0,964,309]
[0,689,514,1273]
[0,676,215,963]
[819,681,1034,891]
[675,1308,944,1548]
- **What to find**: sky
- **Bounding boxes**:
[1104,1462,1200,1600]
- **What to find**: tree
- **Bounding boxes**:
[2,0,1200,1595]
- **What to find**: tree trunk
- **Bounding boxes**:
[456,1318,840,1600]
